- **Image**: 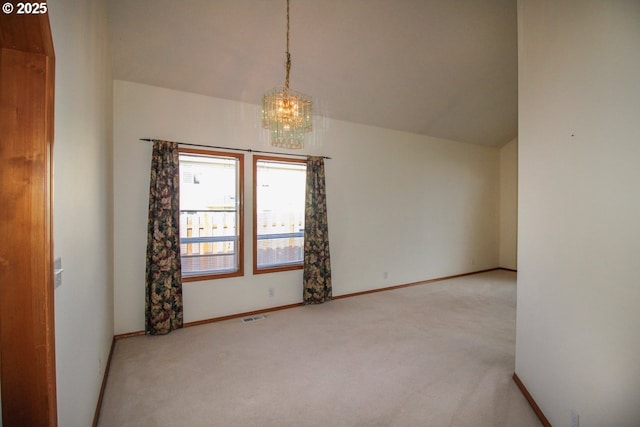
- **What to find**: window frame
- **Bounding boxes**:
[179,148,244,282]
[253,155,307,275]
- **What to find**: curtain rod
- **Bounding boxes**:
[139,138,331,160]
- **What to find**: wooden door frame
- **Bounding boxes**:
[0,7,58,427]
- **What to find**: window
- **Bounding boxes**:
[179,149,243,280]
[253,156,307,273]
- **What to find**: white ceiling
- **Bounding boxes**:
[108,0,517,147]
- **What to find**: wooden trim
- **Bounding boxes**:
[182,270,244,282]
[252,155,307,275]
[513,373,552,427]
[116,269,505,339]
[252,154,308,164]
[114,303,306,339]
[499,267,518,272]
[92,338,116,427]
[0,10,55,56]
[0,9,57,427]
[177,148,245,280]
[252,263,304,275]
[333,268,500,300]
[114,331,146,340]
[184,303,304,328]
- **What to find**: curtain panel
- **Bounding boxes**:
[303,156,332,304]
[145,140,183,335]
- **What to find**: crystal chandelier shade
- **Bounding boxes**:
[262,87,312,149]
[262,0,312,149]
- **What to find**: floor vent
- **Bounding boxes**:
[242,314,266,323]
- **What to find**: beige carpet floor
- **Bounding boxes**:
[98,270,541,427]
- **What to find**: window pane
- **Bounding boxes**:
[255,159,306,270]
[179,152,241,278]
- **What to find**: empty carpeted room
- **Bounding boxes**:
[1,1,638,427]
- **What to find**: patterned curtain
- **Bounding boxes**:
[145,140,183,335]
[303,156,332,304]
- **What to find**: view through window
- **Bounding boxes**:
[179,150,243,279]
[254,156,307,273]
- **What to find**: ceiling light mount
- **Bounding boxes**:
[261,0,312,149]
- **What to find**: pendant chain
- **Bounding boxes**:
[284,0,291,91]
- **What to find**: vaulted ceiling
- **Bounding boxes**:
[108,0,517,147]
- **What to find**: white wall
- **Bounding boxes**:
[49,1,114,426]
[499,137,518,269]
[517,1,640,426]
[113,81,500,334]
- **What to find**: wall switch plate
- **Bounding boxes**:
[571,410,579,427]
[54,257,63,289]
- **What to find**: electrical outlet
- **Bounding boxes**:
[571,410,579,427]
[268,287,275,298]
[383,272,388,280]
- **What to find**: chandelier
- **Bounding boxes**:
[262,0,312,149]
